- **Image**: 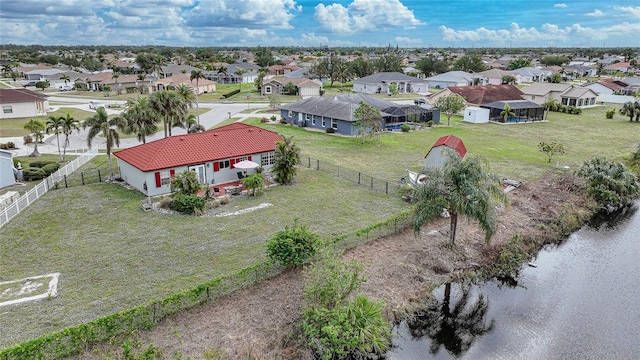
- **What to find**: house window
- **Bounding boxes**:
[265,86,272,94]
[305,114,311,121]
[261,151,275,166]
[331,119,337,129]
[218,159,230,169]
[160,170,171,185]
[312,117,316,126]
[2,106,12,114]
[322,118,326,127]
[531,95,535,101]
[288,110,293,117]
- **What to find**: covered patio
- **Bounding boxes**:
[481,100,544,123]
[381,105,440,127]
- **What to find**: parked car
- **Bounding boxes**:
[23,81,37,87]
[414,98,426,105]
[89,100,105,109]
[58,84,74,91]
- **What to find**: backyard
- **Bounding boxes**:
[0,103,638,352]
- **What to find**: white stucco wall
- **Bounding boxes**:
[0,100,48,119]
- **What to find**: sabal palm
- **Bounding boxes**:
[542,97,559,120]
[83,107,126,177]
[500,103,515,122]
[23,119,45,157]
[148,90,188,137]
[45,115,64,161]
[190,70,205,124]
[60,113,80,160]
[413,151,507,246]
[122,97,158,143]
[620,101,639,122]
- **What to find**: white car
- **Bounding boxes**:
[89,100,105,109]
[58,85,74,91]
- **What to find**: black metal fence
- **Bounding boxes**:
[46,168,120,189]
[302,155,396,195]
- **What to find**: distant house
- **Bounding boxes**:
[352,72,429,95]
[114,123,283,197]
[425,135,467,169]
[478,69,522,85]
[206,63,260,85]
[480,100,544,123]
[261,76,322,97]
[428,84,524,106]
[424,71,486,89]
[509,67,551,83]
[159,64,204,78]
[564,64,597,79]
[76,72,141,92]
[520,83,598,108]
[279,93,439,136]
[584,78,630,95]
[0,150,16,188]
[267,64,300,76]
[150,73,216,95]
[606,62,632,74]
[0,88,49,119]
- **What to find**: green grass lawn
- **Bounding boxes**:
[1,102,638,349]
[0,108,95,138]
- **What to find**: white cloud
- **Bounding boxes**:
[394,36,421,45]
[554,3,568,8]
[314,0,425,34]
[586,9,605,17]
[614,6,640,17]
[185,0,300,29]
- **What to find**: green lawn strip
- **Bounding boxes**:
[0,166,407,348]
[0,108,95,137]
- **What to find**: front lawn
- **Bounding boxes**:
[0,108,95,138]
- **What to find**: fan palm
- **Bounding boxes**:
[45,115,64,161]
[413,150,507,246]
[83,107,126,178]
[542,97,559,120]
[148,90,188,137]
[60,113,80,160]
[121,97,158,144]
[23,119,45,157]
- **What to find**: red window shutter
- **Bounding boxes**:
[170,169,175,177]
[230,158,236,168]
[213,162,220,171]
[155,172,161,187]
[248,155,252,161]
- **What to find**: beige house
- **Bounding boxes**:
[261,76,321,97]
[520,83,598,108]
[0,88,49,119]
[149,73,216,95]
[76,72,141,92]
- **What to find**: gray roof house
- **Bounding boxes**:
[353,72,429,95]
[159,64,204,78]
[520,83,598,108]
[424,71,486,89]
[279,93,439,136]
[509,67,551,83]
[205,63,260,85]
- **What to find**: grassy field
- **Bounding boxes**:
[0,108,96,138]
[0,102,638,349]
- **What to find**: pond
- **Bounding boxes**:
[388,203,640,359]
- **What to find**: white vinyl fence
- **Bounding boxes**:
[0,149,97,229]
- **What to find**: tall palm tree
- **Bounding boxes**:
[413,150,507,246]
[60,113,80,160]
[234,68,247,92]
[23,119,46,157]
[121,97,158,144]
[500,103,516,123]
[190,70,205,124]
[60,74,70,85]
[45,115,64,161]
[174,84,195,109]
[83,107,126,178]
[112,72,121,95]
[148,90,188,137]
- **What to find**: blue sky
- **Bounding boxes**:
[1,0,638,48]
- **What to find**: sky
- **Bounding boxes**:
[0,0,639,48]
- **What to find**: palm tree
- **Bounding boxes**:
[620,101,639,122]
[500,103,516,123]
[273,136,301,185]
[190,70,205,124]
[45,115,64,161]
[60,74,70,85]
[542,97,559,120]
[112,72,121,95]
[137,73,147,93]
[60,113,80,160]
[121,97,158,144]
[413,151,507,246]
[234,68,247,92]
[174,84,195,109]
[148,90,188,137]
[23,119,46,157]
[185,114,205,133]
[83,107,126,178]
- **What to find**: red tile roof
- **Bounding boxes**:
[426,135,467,159]
[114,123,283,172]
[0,88,48,103]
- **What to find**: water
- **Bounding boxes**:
[389,203,640,360]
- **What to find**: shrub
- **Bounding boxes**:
[42,163,60,176]
[28,160,55,168]
[0,143,7,150]
[171,193,207,215]
[265,221,320,267]
[325,127,335,133]
[218,194,230,205]
[23,135,34,144]
[427,120,434,127]
[241,173,265,196]
[270,115,277,121]
[22,167,46,181]
[605,109,616,119]
[260,117,269,123]
[400,124,411,132]
[576,157,640,212]
[170,170,201,196]
[279,117,288,124]
[221,89,241,99]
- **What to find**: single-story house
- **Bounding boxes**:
[584,78,630,95]
[425,135,467,169]
[0,150,16,188]
[76,72,141,92]
[113,123,283,197]
[353,72,429,95]
[509,67,551,83]
[478,69,523,85]
[267,64,300,76]
[159,64,204,78]
[424,71,486,89]
[480,100,544,123]
[428,84,524,106]
[605,62,632,74]
[278,93,440,136]
[206,63,260,85]
[0,88,49,119]
[149,73,217,95]
[564,64,597,79]
[261,76,322,97]
[520,83,598,108]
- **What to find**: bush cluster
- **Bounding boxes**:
[0,142,15,149]
[170,193,207,215]
[400,123,411,132]
[605,109,616,119]
[42,163,60,176]
[551,105,582,115]
[265,221,320,267]
[221,89,241,99]
[325,127,335,133]
[22,167,46,181]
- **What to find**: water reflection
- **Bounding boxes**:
[588,204,638,230]
[404,283,494,357]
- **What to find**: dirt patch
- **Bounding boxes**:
[76,173,592,359]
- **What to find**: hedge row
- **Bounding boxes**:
[221,89,241,99]
[0,210,414,359]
